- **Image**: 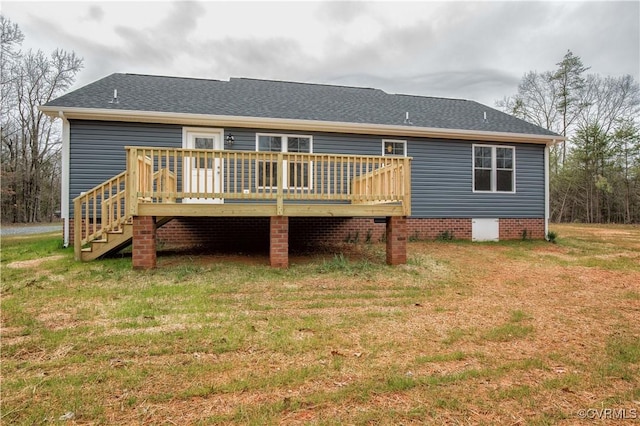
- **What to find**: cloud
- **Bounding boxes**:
[158,0,205,39]
[86,5,104,22]
[316,1,373,24]
[192,36,312,81]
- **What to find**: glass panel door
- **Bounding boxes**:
[183,130,223,203]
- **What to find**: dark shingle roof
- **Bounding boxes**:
[45,73,558,137]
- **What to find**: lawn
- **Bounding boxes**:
[1,224,639,425]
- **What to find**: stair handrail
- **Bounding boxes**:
[73,170,128,261]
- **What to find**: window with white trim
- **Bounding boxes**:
[473,145,515,192]
[383,139,407,157]
[256,134,312,189]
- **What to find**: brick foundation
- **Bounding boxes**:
[132,216,156,269]
[67,216,546,257]
[68,218,95,246]
[499,218,546,240]
[157,217,270,252]
[407,218,472,240]
[270,216,289,268]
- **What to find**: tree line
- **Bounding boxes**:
[1,16,82,223]
[1,16,638,225]
[497,50,640,224]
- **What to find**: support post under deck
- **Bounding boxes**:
[133,216,156,269]
[270,216,289,268]
[386,216,407,265]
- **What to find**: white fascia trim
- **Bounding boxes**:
[39,106,565,145]
[60,112,70,247]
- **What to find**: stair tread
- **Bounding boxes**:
[78,214,172,261]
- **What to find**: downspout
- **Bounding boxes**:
[60,111,71,247]
[544,141,552,240]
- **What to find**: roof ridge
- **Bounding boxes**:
[122,73,224,83]
[392,93,469,102]
[231,77,384,93]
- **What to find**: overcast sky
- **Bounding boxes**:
[3,0,639,106]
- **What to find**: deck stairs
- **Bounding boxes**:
[74,168,175,261]
[79,216,172,261]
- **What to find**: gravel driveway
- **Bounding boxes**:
[1,224,61,237]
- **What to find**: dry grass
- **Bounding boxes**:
[1,223,639,425]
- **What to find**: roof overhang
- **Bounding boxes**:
[40,106,565,145]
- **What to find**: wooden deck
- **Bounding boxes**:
[74,147,411,262]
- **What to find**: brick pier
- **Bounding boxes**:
[386,216,407,265]
[133,216,156,269]
[270,216,289,268]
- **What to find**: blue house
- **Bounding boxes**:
[41,74,562,268]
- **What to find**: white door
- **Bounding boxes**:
[183,129,223,204]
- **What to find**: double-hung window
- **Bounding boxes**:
[256,134,312,189]
[473,145,515,192]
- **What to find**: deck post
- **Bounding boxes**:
[386,216,407,265]
[126,147,138,216]
[276,153,284,215]
[73,197,82,261]
[270,216,289,268]
[132,216,156,269]
[403,158,412,216]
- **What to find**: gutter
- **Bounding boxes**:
[544,140,554,240]
[59,111,70,247]
[39,106,566,145]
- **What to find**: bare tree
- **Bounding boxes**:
[496,71,561,133]
[1,16,83,222]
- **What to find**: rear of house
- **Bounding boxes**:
[41,74,562,268]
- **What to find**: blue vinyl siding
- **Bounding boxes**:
[69,121,182,216]
[408,139,544,218]
[68,121,545,219]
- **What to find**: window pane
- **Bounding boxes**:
[194,138,214,168]
[288,137,310,153]
[475,156,491,168]
[288,162,309,187]
[474,146,492,168]
[258,161,277,187]
[475,169,491,191]
[384,141,405,156]
[475,146,491,157]
[497,170,513,192]
[496,148,513,169]
[195,137,214,149]
[258,136,281,152]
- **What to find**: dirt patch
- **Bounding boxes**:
[6,255,65,269]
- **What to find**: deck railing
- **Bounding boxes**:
[73,170,127,260]
[126,147,411,215]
